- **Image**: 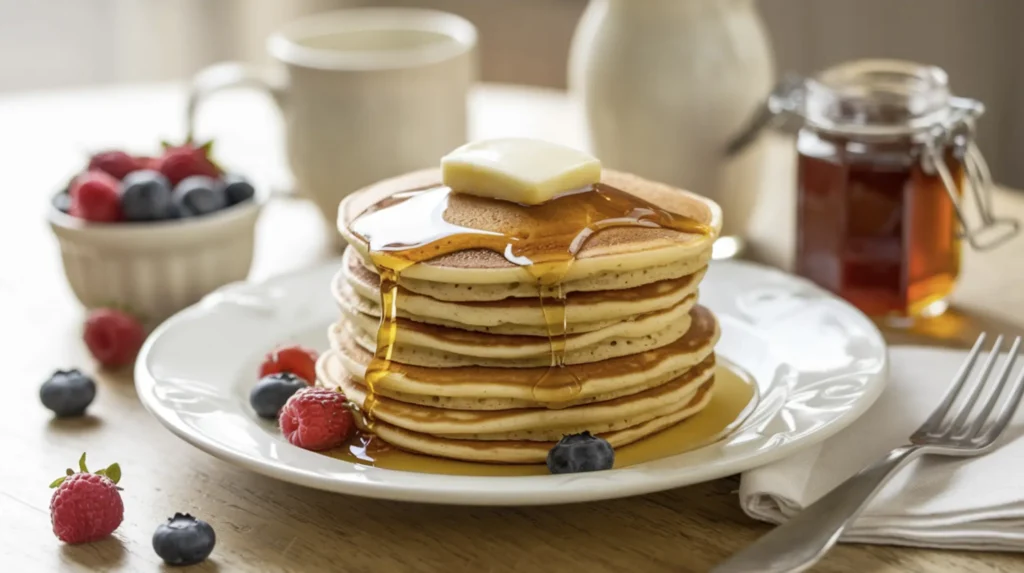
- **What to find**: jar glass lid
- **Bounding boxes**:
[807,59,954,135]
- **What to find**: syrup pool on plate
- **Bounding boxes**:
[326,361,757,476]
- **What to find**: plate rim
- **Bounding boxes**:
[135,258,888,506]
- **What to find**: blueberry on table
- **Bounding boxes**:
[173,175,227,217]
[120,170,173,221]
[153,513,216,566]
[250,372,309,419]
[40,369,96,417]
[546,431,615,474]
[222,174,255,206]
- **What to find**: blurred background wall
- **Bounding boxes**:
[4,0,1023,188]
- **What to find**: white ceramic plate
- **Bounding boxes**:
[136,259,887,505]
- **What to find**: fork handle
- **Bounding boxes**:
[712,445,924,573]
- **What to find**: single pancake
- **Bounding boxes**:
[338,168,722,285]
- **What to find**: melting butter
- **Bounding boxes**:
[441,138,602,205]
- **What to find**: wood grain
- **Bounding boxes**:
[2,84,1023,572]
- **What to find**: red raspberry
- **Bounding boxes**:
[83,308,145,368]
[259,345,319,385]
[279,387,354,451]
[70,172,122,222]
[49,454,124,544]
[87,150,143,180]
[156,143,221,186]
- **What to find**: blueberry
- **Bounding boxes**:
[546,431,615,474]
[121,170,173,221]
[153,513,216,566]
[173,176,226,217]
[222,174,255,206]
[53,191,72,214]
[40,369,96,417]
[165,201,186,220]
[250,372,308,419]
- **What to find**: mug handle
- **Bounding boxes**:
[186,61,287,148]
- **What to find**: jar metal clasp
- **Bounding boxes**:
[920,98,1020,251]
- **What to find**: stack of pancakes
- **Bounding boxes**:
[316,168,723,464]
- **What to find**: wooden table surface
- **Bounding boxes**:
[3,83,1023,572]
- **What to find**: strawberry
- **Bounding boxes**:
[49,453,123,544]
[279,387,354,451]
[88,150,144,180]
[83,308,145,368]
[156,141,221,186]
[259,345,319,386]
[70,172,122,222]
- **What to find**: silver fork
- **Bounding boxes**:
[713,333,1024,573]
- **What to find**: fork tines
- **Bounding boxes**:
[912,333,1024,448]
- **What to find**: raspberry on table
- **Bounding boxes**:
[279,387,354,451]
[83,308,146,368]
[49,453,124,544]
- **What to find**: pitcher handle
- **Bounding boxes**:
[186,62,287,142]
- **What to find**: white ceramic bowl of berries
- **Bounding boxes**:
[48,141,264,323]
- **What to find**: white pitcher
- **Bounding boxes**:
[569,0,774,240]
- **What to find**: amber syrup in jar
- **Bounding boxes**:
[796,133,964,318]
[728,60,1017,321]
[770,59,1013,321]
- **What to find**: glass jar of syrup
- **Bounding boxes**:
[729,59,1018,321]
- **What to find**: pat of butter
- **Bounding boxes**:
[441,138,601,205]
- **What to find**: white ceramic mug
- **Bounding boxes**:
[188,8,477,235]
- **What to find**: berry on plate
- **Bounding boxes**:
[40,369,96,417]
[152,513,216,566]
[83,308,145,368]
[546,431,615,474]
[222,174,256,206]
[157,142,221,187]
[70,171,122,222]
[120,170,174,221]
[279,387,354,451]
[173,176,227,217]
[88,150,143,180]
[49,453,123,544]
[250,372,308,419]
[259,345,319,385]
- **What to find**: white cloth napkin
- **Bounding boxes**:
[739,346,1024,552]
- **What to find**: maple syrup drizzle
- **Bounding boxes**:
[350,184,710,427]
